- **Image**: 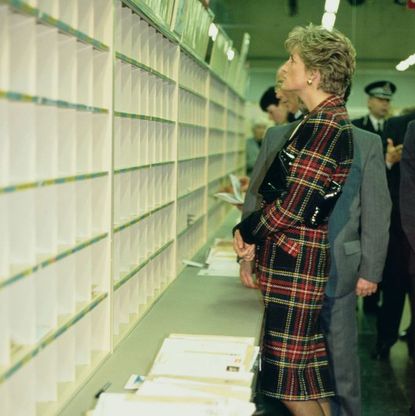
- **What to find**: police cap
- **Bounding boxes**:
[364,80,397,100]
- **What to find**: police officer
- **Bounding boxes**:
[352,80,397,139]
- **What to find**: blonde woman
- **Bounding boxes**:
[234,25,356,416]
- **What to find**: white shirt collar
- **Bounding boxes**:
[368,114,384,130]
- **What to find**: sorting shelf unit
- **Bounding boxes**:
[0,1,113,415]
[112,0,178,346]
[0,0,247,414]
[207,74,229,233]
[175,49,209,272]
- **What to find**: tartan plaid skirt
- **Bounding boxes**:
[256,228,334,401]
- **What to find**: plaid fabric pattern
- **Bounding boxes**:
[252,95,354,247]
[237,95,353,400]
[258,228,334,400]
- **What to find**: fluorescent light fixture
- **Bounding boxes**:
[208,23,218,41]
[325,0,340,13]
[396,53,415,71]
[227,48,235,61]
[322,12,336,30]
[396,62,409,71]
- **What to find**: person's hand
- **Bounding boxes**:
[233,229,245,257]
[385,138,403,165]
[239,260,259,289]
[219,184,233,193]
[239,176,250,193]
[233,230,255,260]
[355,278,378,297]
[242,244,256,261]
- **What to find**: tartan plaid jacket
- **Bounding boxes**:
[237,95,354,257]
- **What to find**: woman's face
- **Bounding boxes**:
[280,50,310,93]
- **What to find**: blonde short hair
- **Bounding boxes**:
[285,24,356,97]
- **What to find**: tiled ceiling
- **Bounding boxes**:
[209,0,415,71]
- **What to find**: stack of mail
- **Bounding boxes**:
[92,392,255,416]
[198,239,239,277]
[148,334,258,384]
[92,334,259,416]
[141,334,258,415]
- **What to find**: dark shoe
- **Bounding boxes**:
[371,344,390,360]
[409,404,415,416]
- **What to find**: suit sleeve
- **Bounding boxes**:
[242,129,271,220]
[400,122,415,252]
[246,140,259,174]
[358,138,391,282]
[351,118,362,129]
[238,119,351,244]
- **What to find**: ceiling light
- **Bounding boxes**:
[396,62,409,71]
[226,48,235,61]
[396,53,415,71]
[322,12,336,30]
[325,0,340,13]
[208,23,218,41]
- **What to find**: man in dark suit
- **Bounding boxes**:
[352,80,396,315]
[373,112,415,360]
[235,120,391,415]
[352,80,396,137]
[400,120,415,416]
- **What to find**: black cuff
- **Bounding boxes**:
[233,210,263,245]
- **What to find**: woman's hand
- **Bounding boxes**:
[239,260,259,289]
[233,230,256,260]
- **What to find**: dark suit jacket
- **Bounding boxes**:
[400,120,415,256]
[383,113,415,213]
[352,116,379,135]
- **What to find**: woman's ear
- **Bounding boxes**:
[307,69,321,88]
[310,69,321,83]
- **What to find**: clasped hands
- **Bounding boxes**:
[233,229,258,289]
[233,229,255,261]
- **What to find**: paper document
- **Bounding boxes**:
[182,259,204,268]
[168,333,255,345]
[137,377,252,401]
[214,174,245,205]
[148,334,257,385]
[199,239,239,277]
[91,334,259,415]
[206,239,236,263]
[198,262,239,277]
[92,393,256,416]
[214,192,244,205]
